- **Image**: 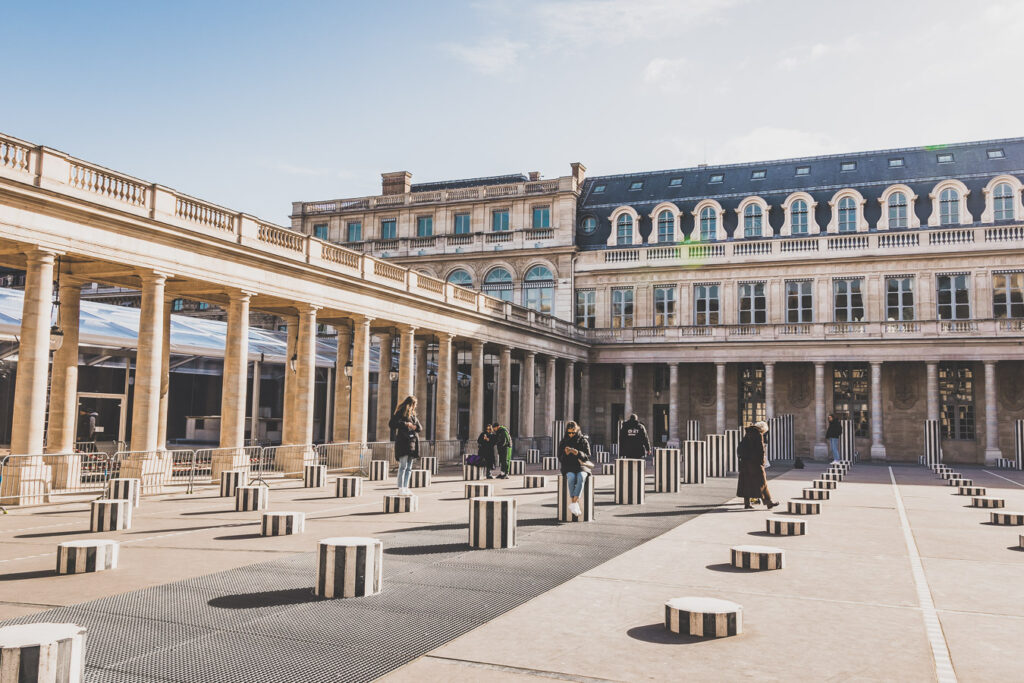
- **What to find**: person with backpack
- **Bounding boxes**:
[389,395,421,495]
[619,414,650,460]
[491,422,512,479]
[557,421,593,517]
[477,424,495,479]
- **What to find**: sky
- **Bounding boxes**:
[4,0,1024,224]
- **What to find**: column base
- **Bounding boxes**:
[120,453,173,494]
[870,445,888,461]
[43,454,82,490]
[0,461,52,506]
[813,443,828,461]
[984,448,1004,466]
[211,450,251,481]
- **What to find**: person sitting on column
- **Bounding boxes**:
[558,421,593,517]
[491,422,513,479]
[825,413,842,463]
[737,421,779,510]
[619,414,651,461]
[389,396,421,495]
[477,424,495,479]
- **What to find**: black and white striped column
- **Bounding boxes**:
[803,488,829,500]
[730,545,784,570]
[990,511,1024,525]
[0,623,87,681]
[468,496,517,549]
[971,496,1005,508]
[767,417,783,462]
[766,518,806,535]
[924,419,942,466]
[383,494,418,513]
[947,477,973,487]
[420,456,438,475]
[314,537,383,598]
[600,463,615,475]
[508,460,525,475]
[409,469,431,488]
[813,479,837,490]
[57,539,118,574]
[787,500,820,515]
[664,597,741,638]
[724,428,741,473]
[822,472,843,482]
[219,469,248,497]
[106,477,140,507]
[465,482,494,498]
[526,448,540,464]
[705,436,727,477]
[614,458,646,504]
[523,475,548,489]
[261,511,305,536]
[839,419,856,462]
[235,485,269,511]
[557,474,594,522]
[681,440,707,484]
[595,451,610,464]
[686,419,701,442]
[654,448,680,493]
[542,456,559,471]
[335,476,362,498]
[369,460,389,481]
[303,465,326,488]
[90,499,132,531]
[957,486,986,496]
[463,465,487,480]
[1014,419,1024,470]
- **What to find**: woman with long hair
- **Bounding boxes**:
[389,395,421,495]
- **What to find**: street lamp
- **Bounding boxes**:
[426,369,437,385]
[343,359,352,377]
[289,353,297,373]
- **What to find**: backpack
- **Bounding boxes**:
[465,454,485,467]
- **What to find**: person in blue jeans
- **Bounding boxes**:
[825,413,842,462]
[388,395,421,495]
[557,421,592,517]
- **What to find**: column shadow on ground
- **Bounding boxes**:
[383,542,468,556]
[0,569,57,581]
[207,587,319,609]
[705,563,753,573]
[627,623,706,645]
[213,533,263,541]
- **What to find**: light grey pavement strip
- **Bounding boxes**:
[889,466,957,683]
[982,470,1024,487]
[424,654,626,682]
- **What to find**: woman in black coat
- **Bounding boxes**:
[736,422,778,509]
[389,395,421,495]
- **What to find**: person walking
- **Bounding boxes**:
[491,422,513,479]
[618,414,650,460]
[389,395,421,495]
[736,421,779,510]
[825,414,843,463]
[477,424,495,479]
[557,421,593,517]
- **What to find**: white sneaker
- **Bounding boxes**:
[570,502,581,516]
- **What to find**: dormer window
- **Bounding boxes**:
[709,174,724,184]
[669,177,682,186]
[988,149,1005,159]
[593,184,606,193]
[751,170,766,180]
[888,158,904,168]
[629,181,644,191]
[840,161,856,172]
[937,153,954,164]
[795,166,810,176]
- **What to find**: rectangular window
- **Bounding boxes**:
[197,302,210,311]
[739,364,765,426]
[345,221,361,242]
[751,169,766,180]
[738,282,766,324]
[453,213,471,234]
[840,161,856,172]
[992,272,1024,319]
[795,166,810,176]
[939,362,975,440]
[669,177,682,186]
[629,181,643,191]
[885,276,915,321]
[416,215,433,237]
[313,223,328,240]
[575,290,596,328]
[492,209,510,232]
[611,288,634,328]
[987,149,1005,159]
[592,184,605,193]
[380,218,397,240]
[653,286,676,326]
[937,153,954,163]
[937,274,970,320]
[888,157,904,168]
[833,278,865,322]
[171,298,184,312]
[785,280,813,323]
[694,284,720,325]
[709,174,724,183]
[888,194,908,228]
[532,206,550,228]
[833,364,870,438]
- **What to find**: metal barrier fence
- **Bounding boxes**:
[1,452,118,506]
[514,436,551,458]
[191,446,264,492]
[316,442,369,476]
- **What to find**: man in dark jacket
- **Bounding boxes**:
[491,423,512,479]
[825,414,842,463]
[618,414,650,460]
[477,424,495,478]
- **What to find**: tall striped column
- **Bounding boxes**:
[686,419,701,442]
[654,448,680,492]
[369,460,389,481]
[420,456,438,475]
[924,419,942,466]
[614,458,645,504]
[0,623,86,681]
[724,429,741,473]
[767,417,782,461]
[783,414,794,459]
[839,419,856,462]
[681,440,707,484]
[557,474,593,522]
[468,496,517,549]
[1014,419,1023,470]
[705,435,726,477]
[314,537,383,598]
[106,477,140,508]
[525,448,540,464]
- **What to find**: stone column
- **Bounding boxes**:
[281,316,298,444]
[544,356,556,436]
[926,361,939,422]
[332,326,352,442]
[414,338,428,433]
[813,361,827,459]
[623,363,634,417]
[397,325,416,401]
[469,340,485,437]
[564,360,576,422]
[46,281,81,454]
[156,295,171,450]
[219,292,250,449]
[984,360,1002,464]
[870,361,886,460]
[293,304,318,444]
[11,249,55,455]
[715,362,726,434]
[130,273,167,452]
[521,351,536,438]
[498,346,511,426]
[375,332,393,441]
[435,333,452,441]
[668,362,679,442]
[349,316,372,443]
[764,361,775,419]
[579,363,591,434]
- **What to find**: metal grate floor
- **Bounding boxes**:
[3,474,750,683]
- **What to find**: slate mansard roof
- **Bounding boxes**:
[411,173,529,193]
[575,137,1024,248]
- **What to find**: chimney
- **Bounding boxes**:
[528,171,541,181]
[570,162,586,187]
[381,171,412,195]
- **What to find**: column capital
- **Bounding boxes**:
[983,359,997,367]
[227,289,255,304]
[500,346,511,357]
[523,349,536,358]
[22,247,59,264]
[471,339,485,350]
[294,302,321,315]
[436,331,454,343]
[870,360,883,368]
[396,323,418,334]
[137,271,169,286]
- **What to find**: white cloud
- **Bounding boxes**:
[714,127,846,165]
[642,57,689,92]
[441,37,526,75]
[775,35,862,71]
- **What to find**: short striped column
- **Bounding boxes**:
[314,537,383,598]
[803,488,829,500]
[942,471,962,480]
[821,472,843,482]
[600,463,615,475]
[813,480,837,490]
[468,496,517,549]
[542,456,559,471]
[654,448,680,493]
[766,518,806,535]
[523,475,548,489]
[508,460,525,475]
[465,482,493,498]
[261,511,305,536]
[787,500,820,515]
[369,460,389,481]
[90,499,132,531]
[681,441,707,484]
[957,486,985,496]
[704,436,727,477]
[557,474,594,522]
[664,597,740,638]
[383,494,418,513]
[335,476,362,498]
[924,419,942,466]
[420,456,438,475]
[971,497,1005,508]
[106,477,140,507]
[525,448,540,464]
[463,465,487,481]
[828,463,849,474]
[614,458,646,505]
[995,458,1016,469]
[990,511,1024,526]
[303,464,326,488]
[408,469,431,488]
[685,419,701,442]
[219,469,247,497]
[948,477,973,487]
[235,485,269,511]
[57,539,118,574]
[0,623,87,682]
[730,545,784,570]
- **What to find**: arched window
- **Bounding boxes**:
[791,200,808,235]
[482,267,514,302]
[743,204,762,238]
[616,215,633,245]
[888,192,908,229]
[522,265,554,314]
[581,216,597,234]
[699,207,717,241]
[656,210,674,243]
[446,269,473,288]
[994,182,1014,221]
[940,188,960,225]
[838,197,857,232]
